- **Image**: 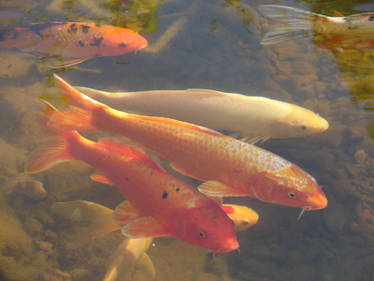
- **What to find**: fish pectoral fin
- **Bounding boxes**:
[90,170,114,185]
[98,137,148,157]
[121,217,170,238]
[134,253,156,280]
[113,200,143,224]
[198,181,248,197]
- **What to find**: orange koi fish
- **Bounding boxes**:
[258,5,374,46]
[52,200,258,281]
[26,127,238,253]
[0,22,148,67]
[45,75,328,215]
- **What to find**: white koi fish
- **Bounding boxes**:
[75,86,329,141]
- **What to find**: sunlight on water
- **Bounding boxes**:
[0,0,374,281]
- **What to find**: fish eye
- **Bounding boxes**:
[288,192,296,198]
[369,16,374,22]
[199,231,207,238]
[300,125,307,131]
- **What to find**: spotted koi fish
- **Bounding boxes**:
[258,5,374,46]
[43,75,327,216]
[0,22,148,67]
[26,125,238,253]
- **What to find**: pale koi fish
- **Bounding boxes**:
[258,5,374,46]
[75,86,329,141]
[44,74,328,215]
[26,126,238,253]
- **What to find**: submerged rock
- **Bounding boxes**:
[13,179,47,200]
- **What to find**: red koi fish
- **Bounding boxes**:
[0,22,148,67]
[26,125,238,254]
[43,75,327,216]
[258,5,374,47]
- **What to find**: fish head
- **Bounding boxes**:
[221,204,259,232]
[252,167,327,211]
[171,203,239,253]
[100,27,148,56]
[284,105,329,137]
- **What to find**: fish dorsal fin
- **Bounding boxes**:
[90,171,114,185]
[333,11,344,17]
[121,217,170,238]
[99,138,165,172]
[184,88,225,98]
[113,201,143,225]
[198,181,249,197]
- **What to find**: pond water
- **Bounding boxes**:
[1,0,374,281]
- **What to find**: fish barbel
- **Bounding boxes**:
[45,74,328,212]
[75,86,329,141]
[26,127,238,253]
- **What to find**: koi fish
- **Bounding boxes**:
[44,74,328,215]
[52,200,259,281]
[74,86,329,141]
[258,5,374,46]
[0,22,148,67]
[26,127,238,253]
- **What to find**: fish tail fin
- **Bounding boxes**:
[38,99,95,134]
[25,131,77,174]
[26,101,81,173]
[53,73,103,111]
[48,106,96,132]
[258,5,321,45]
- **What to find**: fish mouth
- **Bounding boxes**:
[317,117,329,132]
[215,237,239,253]
[307,193,328,210]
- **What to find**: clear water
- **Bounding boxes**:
[1,0,374,281]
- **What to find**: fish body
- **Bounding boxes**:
[0,22,148,65]
[47,75,328,212]
[26,130,238,253]
[258,5,374,46]
[75,87,329,140]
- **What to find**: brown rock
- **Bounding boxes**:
[354,149,367,164]
[13,179,47,200]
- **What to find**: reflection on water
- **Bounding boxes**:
[1,0,374,281]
